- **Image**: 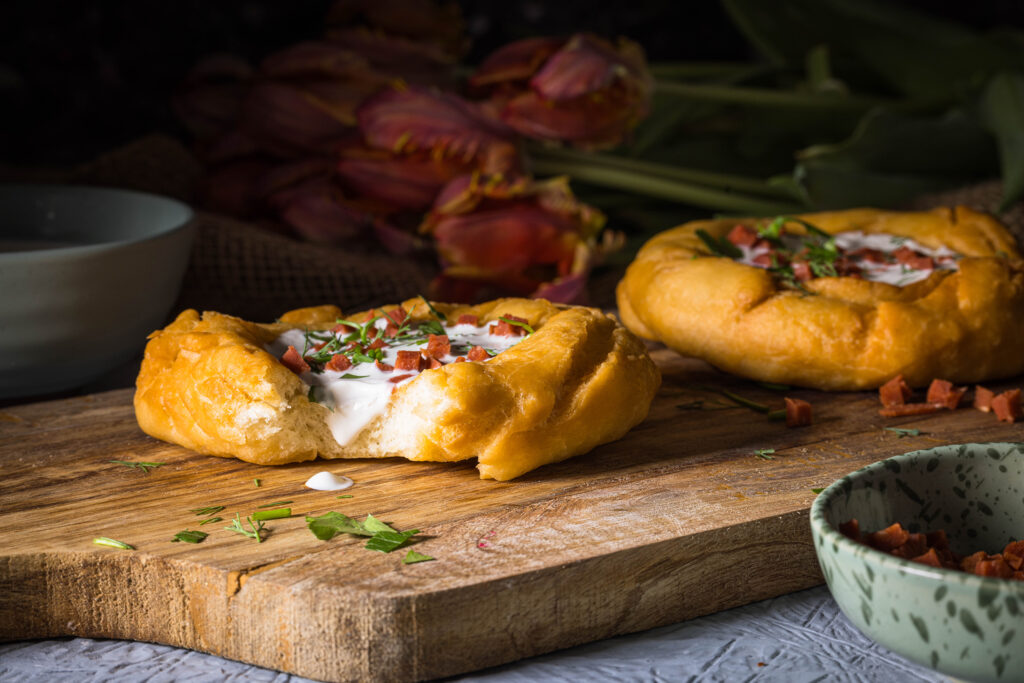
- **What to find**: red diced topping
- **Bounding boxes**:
[911,547,943,568]
[751,252,775,268]
[879,375,912,407]
[960,551,987,574]
[375,359,394,372]
[427,357,444,369]
[467,345,490,361]
[849,248,888,264]
[726,224,759,247]
[976,557,1015,579]
[489,314,529,336]
[839,519,861,543]
[280,346,310,375]
[1004,540,1024,559]
[927,529,950,552]
[784,397,813,428]
[834,256,861,276]
[1005,551,1024,571]
[395,350,422,371]
[878,403,943,417]
[454,356,466,363]
[926,378,965,410]
[893,532,928,559]
[892,246,933,270]
[367,337,386,350]
[426,334,451,359]
[382,306,409,337]
[992,389,1022,423]
[456,314,479,326]
[868,523,910,552]
[791,260,812,281]
[366,326,379,339]
[974,385,995,412]
[388,373,414,384]
[331,322,354,334]
[325,353,352,372]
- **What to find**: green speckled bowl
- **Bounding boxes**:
[811,443,1024,683]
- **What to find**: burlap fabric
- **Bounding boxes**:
[6,135,1023,322]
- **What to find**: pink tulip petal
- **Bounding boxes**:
[469,36,565,87]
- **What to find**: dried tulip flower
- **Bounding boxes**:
[470,33,653,150]
[420,173,616,303]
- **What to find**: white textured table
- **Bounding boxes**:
[0,586,945,682]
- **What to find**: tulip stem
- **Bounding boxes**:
[653,81,891,111]
[650,62,774,83]
[529,157,805,215]
[528,145,803,201]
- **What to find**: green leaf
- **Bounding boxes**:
[402,550,435,564]
[980,72,1024,211]
[363,514,397,535]
[365,529,419,553]
[171,530,208,544]
[305,511,375,540]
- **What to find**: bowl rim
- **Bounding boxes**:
[0,183,195,259]
[810,441,1024,591]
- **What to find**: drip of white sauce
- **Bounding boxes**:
[737,230,959,286]
[266,320,526,446]
[304,471,354,491]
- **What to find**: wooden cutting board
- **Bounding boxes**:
[1,349,1021,682]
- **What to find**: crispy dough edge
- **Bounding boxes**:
[616,207,1024,390]
[134,298,661,479]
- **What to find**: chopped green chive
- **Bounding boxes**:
[198,516,222,525]
[884,427,922,437]
[754,448,776,460]
[110,460,165,473]
[190,506,225,517]
[257,500,293,508]
[251,508,291,521]
[337,495,353,499]
[253,478,261,487]
[93,537,134,550]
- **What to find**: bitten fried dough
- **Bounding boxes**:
[134,298,661,480]
[616,206,1024,390]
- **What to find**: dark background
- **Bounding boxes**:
[1,1,1022,167]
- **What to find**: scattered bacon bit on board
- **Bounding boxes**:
[280,346,310,374]
[784,397,813,427]
[926,379,966,410]
[992,389,1022,423]
[974,385,995,412]
[325,354,352,372]
[467,345,489,361]
[879,374,912,407]
[726,224,758,247]
[878,403,942,417]
[456,314,479,325]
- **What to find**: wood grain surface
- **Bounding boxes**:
[1,349,1021,682]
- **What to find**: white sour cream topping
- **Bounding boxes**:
[304,471,354,491]
[266,320,525,446]
[737,231,959,286]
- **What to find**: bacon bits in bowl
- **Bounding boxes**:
[0,185,194,399]
[810,443,1024,682]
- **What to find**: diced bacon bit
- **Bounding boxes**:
[891,245,933,270]
[960,551,987,574]
[375,359,394,372]
[976,556,1015,579]
[1004,540,1024,562]
[366,325,379,339]
[784,397,813,428]
[891,532,928,559]
[367,337,386,350]
[751,253,774,268]
[791,260,812,281]
[838,519,861,543]
[346,341,362,351]
[456,314,479,325]
[467,345,490,361]
[388,374,414,384]
[312,339,330,352]
[912,548,943,568]
[868,523,910,552]
[325,353,352,372]
[331,322,354,334]
[926,529,950,552]
[926,378,966,410]
[454,356,467,363]
[427,357,444,369]
[726,224,758,247]
[878,402,943,417]
[489,314,529,337]
[879,375,912,407]
[992,389,1022,423]
[394,350,422,371]
[382,306,409,337]
[753,239,773,251]
[974,385,995,412]
[848,247,888,264]
[280,345,310,375]
[425,334,450,359]
[835,257,862,277]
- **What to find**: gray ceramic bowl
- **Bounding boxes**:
[811,443,1024,682]
[0,185,194,399]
